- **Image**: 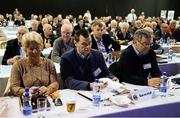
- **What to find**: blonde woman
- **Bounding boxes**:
[10,31,59,96]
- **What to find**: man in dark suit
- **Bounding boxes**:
[116,22,132,45]
[41,24,56,48]
[155,23,173,42]
[28,19,40,33]
[117,29,161,88]
[91,21,120,54]
[74,18,87,32]
[2,26,29,65]
[60,29,119,90]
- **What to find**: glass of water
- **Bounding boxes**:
[37,97,47,118]
[167,78,176,96]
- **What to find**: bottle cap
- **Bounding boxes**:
[24,87,29,93]
[163,72,167,75]
[95,79,99,83]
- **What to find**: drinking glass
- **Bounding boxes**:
[37,97,47,118]
[66,99,76,113]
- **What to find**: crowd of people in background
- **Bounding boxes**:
[0,8,180,45]
[1,8,180,96]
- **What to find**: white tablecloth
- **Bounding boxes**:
[0,65,12,97]
[2,27,17,40]
[0,87,180,117]
[0,49,5,65]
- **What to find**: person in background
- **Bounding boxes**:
[52,17,61,37]
[10,31,59,96]
[0,14,6,27]
[168,20,177,36]
[129,20,143,36]
[2,26,29,65]
[74,18,87,32]
[29,19,39,33]
[127,8,137,24]
[144,27,163,55]
[13,8,20,16]
[51,23,74,63]
[38,17,49,35]
[116,22,132,45]
[139,11,145,20]
[42,24,56,48]
[168,20,180,42]
[91,21,120,54]
[14,14,25,26]
[117,29,161,88]
[155,23,173,42]
[84,10,92,23]
[107,19,119,40]
[60,29,119,90]
[151,21,158,33]
[0,28,7,42]
[173,26,180,42]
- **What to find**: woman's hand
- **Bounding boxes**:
[112,77,119,83]
[30,86,39,97]
[39,86,51,96]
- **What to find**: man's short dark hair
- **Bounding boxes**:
[75,29,90,42]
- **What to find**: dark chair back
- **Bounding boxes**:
[109,61,120,79]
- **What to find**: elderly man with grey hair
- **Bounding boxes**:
[29,19,39,33]
[155,23,173,42]
[38,17,49,35]
[116,22,132,45]
[107,19,119,40]
[51,23,74,63]
[127,8,137,23]
[2,26,29,65]
[116,29,161,88]
[42,24,56,48]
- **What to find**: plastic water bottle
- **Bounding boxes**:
[92,79,101,107]
[168,47,173,62]
[3,21,7,27]
[22,87,32,116]
[107,52,113,64]
[159,72,168,97]
[159,38,164,46]
[167,37,171,45]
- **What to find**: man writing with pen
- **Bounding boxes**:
[117,29,161,88]
[60,29,119,90]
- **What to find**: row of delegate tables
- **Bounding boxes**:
[0,85,180,117]
[0,58,180,117]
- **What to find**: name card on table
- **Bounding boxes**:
[129,87,154,103]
